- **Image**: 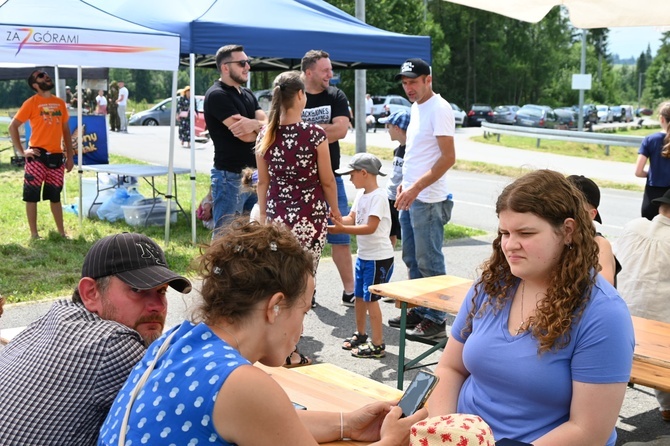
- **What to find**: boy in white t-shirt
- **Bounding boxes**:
[329,153,394,359]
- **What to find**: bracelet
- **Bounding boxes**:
[340,411,344,440]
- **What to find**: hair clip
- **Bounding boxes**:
[278,83,286,91]
[270,241,277,252]
[213,266,222,275]
[234,245,243,253]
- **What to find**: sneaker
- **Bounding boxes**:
[351,341,386,358]
[388,309,423,329]
[406,319,447,339]
[341,291,355,307]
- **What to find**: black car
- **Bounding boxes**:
[554,108,578,129]
[466,104,493,127]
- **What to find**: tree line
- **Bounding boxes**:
[0,2,668,112]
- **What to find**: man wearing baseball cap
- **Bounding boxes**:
[0,233,191,445]
[388,58,456,339]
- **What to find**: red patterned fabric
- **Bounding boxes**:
[410,414,495,446]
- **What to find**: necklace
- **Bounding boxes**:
[516,280,526,335]
[215,324,241,351]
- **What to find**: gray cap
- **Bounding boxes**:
[335,153,386,176]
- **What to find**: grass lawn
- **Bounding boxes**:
[0,136,485,303]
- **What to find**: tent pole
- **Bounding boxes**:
[54,66,68,206]
[77,67,83,225]
[190,53,197,245]
[164,70,179,245]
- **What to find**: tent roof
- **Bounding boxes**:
[0,0,180,71]
[87,0,431,69]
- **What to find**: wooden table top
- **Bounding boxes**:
[369,275,670,369]
[255,363,401,446]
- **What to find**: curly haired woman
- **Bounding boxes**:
[428,170,634,445]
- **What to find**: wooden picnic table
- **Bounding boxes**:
[370,275,670,393]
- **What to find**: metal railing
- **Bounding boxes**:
[481,122,643,155]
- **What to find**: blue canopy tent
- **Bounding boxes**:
[89,0,432,243]
[0,0,181,243]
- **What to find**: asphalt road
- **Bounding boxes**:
[2,124,668,444]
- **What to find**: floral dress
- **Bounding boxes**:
[177,95,190,143]
[263,121,328,271]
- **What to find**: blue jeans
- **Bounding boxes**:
[211,168,257,235]
[399,198,454,324]
[326,176,350,245]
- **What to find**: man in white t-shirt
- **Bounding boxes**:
[116,81,129,133]
[388,58,456,339]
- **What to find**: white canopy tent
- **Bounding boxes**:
[0,0,181,243]
[441,0,670,28]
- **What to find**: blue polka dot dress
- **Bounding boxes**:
[98,321,250,445]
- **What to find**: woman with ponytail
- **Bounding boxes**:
[255,71,341,367]
[635,101,670,219]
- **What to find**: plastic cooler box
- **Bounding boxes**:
[122,198,177,226]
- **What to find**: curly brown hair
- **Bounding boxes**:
[193,218,314,325]
[462,170,599,354]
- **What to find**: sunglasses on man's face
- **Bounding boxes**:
[224,59,252,68]
[31,72,48,83]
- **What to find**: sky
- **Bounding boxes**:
[608,26,669,60]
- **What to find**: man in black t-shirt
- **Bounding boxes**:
[301,50,354,307]
[204,44,267,235]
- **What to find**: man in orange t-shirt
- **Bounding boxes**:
[9,69,74,239]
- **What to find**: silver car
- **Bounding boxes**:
[493,105,520,125]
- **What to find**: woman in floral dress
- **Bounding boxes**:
[256,70,340,367]
[177,86,191,146]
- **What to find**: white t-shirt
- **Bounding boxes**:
[402,93,454,203]
[118,86,129,106]
[96,95,107,107]
[351,187,394,260]
[365,97,374,115]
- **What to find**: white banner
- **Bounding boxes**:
[0,26,179,71]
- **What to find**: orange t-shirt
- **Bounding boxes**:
[15,94,69,153]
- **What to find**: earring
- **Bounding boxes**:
[273,305,280,316]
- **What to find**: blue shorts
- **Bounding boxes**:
[326,176,350,245]
[354,257,394,302]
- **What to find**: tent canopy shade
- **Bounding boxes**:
[442,0,670,28]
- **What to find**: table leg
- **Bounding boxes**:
[397,302,408,390]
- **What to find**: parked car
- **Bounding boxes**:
[610,105,623,122]
[578,104,599,126]
[371,95,411,121]
[129,95,207,137]
[554,108,578,129]
[450,103,465,127]
[466,104,494,127]
[492,105,520,125]
[596,105,614,123]
[513,104,558,129]
[636,107,653,117]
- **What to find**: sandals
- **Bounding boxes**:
[342,332,368,350]
[284,348,312,368]
[351,341,386,359]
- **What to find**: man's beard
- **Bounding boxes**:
[38,80,55,91]
[100,296,165,346]
[230,71,247,86]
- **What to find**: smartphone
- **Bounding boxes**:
[292,402,307,410]
[398,371,439,417]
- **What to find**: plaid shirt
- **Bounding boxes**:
[0,300,146,445]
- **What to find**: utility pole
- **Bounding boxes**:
[354,0,366,153]
[577,30,587,132]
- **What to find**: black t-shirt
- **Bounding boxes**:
[302,86,349,173]
[204,80,261,172]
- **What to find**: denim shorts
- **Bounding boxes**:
[326,176,350,245]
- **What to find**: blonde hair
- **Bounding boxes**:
[255,71,304,156]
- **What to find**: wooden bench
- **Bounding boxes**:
[370,275,670,393]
